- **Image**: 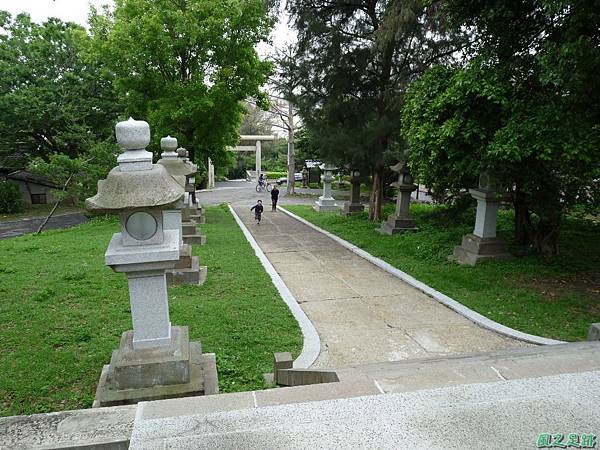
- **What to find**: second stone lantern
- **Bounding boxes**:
[157,136,207,285]
[86,118,217,407]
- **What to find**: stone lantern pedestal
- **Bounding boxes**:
[86,119,217,407]
[158,137,207,285]
[314,164,338,212]
[340,170,364,216]
[379,162,418,234]
[451,174,512,265]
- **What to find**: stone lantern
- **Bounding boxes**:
[451,172,512,265]
[379,161,418,234]
[178,148,206,225]
[86,118,217,407]
[157,136,207,285]
[340,169,365,216]
[301,166,309,188]
[314,163,338,212]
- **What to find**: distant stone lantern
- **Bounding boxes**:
[340,169,365,216]
[177,148,205,225]
[379,161,418,234]
[451,172,512,265]
[314,163,338,212]
[157,136,207,285]
[86,118,217,407]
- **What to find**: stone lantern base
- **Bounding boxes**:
[340,201,364,216]
[314,197,338,212]
[93,326,218,408]
[166,244,208,286]
[182,221,207,245]
[379,215,418,235]
[450,234,513,266]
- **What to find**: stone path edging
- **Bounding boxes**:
[278,206,564,346]
[228,204,321,368]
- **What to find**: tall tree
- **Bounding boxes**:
[0,12,119,168]
[90,0,274,170]
[403,0,600,256]
[287,0,463,219]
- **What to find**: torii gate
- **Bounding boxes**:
[207,134,275,188]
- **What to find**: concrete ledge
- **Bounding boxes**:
[228,204,321,368]
[279,206,564,346]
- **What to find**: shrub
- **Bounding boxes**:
[0,181,23,213]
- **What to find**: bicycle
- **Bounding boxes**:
[255,180,273,193]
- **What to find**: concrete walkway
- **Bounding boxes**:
[232,205,527,369]
[0,211,88,240]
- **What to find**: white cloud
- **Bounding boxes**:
[0,0,114,27]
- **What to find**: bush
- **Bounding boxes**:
[0,181,23,213]
[265,171,287,179]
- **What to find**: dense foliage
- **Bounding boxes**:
[403,0,600,256]
[0,12,119,169]
[286,0,464,219]
[0,181,23,214]
[90,0,275,170]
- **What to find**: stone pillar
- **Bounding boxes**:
[301,167,309,188]
[314,163,338,212]
[255,140,262,180]
[451,173,512,265]
[379,162,418,234]
[341,170,365,216]
[207,157,215,189]
[85,118,217,407]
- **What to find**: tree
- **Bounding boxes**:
[286,0,464,219]
[0,11,119,168]
[90,0,274,173]
[403,0,600,256]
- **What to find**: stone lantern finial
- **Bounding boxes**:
[160,136,179,160]
[116,118,152,172]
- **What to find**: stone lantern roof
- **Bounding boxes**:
[157,136,194,184]
[86,118,184,213]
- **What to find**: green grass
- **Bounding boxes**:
[0,204,302,417]
[285,203,600,342]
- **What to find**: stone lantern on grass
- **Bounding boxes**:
[450,172,512,265]
[86,118,217,407]
[340,169,365,216]
[379,161,418,234]
[314,163,338,212]
[158,136,207,285]
[176,147,206,242]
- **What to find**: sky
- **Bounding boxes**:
[0,0,296,55]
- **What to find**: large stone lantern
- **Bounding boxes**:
[379,161,418,234]
[86,118,217,407]
[451,172,512,265]
[157,136,207,285]
[314,163,338,212]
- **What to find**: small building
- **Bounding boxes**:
[0,169,58,205]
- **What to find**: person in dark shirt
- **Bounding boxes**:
[250,199,264,225]
[271,185,279,211]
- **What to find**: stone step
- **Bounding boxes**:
[129,370,600,449]
[345,340,600,393]
[183,233,206,246]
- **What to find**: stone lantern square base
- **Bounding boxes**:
[340,201,364,216]
[314,197,338,212]
[450,233,513,266]
[378,216,418,235]
[167,256,208,286]
[93,326,218,408]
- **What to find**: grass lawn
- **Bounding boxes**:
[285,203,600,342]
[0,204,302,417]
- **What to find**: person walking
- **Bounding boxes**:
[271,185,279,211]
[250,199,264,225]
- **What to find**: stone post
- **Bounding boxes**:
[314,163,338,212]
[341,170,365,216]
[85,118,217,407]
[379,162,418,234]
[207,157,215,189]
[158,136,207,285]
[255,140,262,180]
[451,173,512,265]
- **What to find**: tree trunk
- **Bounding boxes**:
[286,101,295,195]
[369,166,384,221]
[531,215,561,257]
